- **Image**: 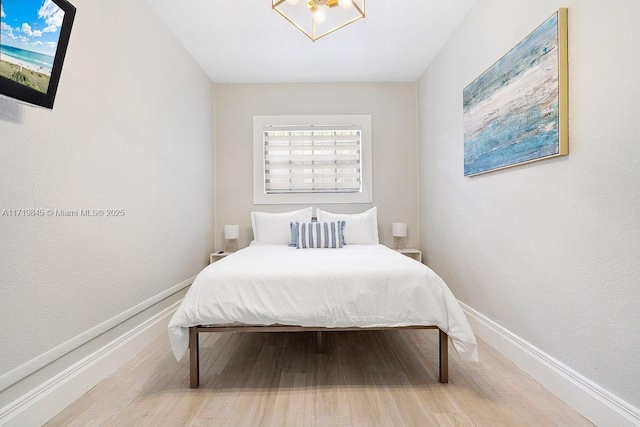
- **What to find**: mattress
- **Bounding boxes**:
[168,243,478,362]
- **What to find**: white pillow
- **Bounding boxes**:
[316,207,379,245]
[251,207,313,245]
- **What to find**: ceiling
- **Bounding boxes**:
[146,0,477,84]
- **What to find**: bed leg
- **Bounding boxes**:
[439,329,449,383]
[190,327,200,388]
[316,331,324,354]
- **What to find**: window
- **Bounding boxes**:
[253,115,372,205]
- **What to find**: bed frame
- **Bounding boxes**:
[188,325,448,388]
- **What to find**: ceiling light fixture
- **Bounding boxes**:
[272,0,365,42]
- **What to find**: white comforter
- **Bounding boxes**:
[168,244,478,362]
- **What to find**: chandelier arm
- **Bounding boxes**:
[312,17,317,40]
[273,7,316,41]
[312,15,363,41]
[352,0,365,18]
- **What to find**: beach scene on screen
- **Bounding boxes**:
[0,0,65,94]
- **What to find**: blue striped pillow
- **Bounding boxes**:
[293,221,345,249]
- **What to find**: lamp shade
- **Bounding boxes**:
[224,225,240,239]
[392,223,407,237]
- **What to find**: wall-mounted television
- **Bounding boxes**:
[0,0,76,109]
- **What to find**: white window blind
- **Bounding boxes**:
[263,126,362,194]
[253,115,371,205]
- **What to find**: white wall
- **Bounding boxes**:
[214,83,418,250]
[0,0,215,409]
[418,0,640,411]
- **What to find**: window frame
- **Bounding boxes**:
[253,115,373,205]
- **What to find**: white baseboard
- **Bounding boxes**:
[0,277,194,392]
[460,302,640,427]
[0,299,183,427]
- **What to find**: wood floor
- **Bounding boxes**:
[47,329,592,426]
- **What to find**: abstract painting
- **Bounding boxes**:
[463,9,568,176]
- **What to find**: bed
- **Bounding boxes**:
[168,242,478,388]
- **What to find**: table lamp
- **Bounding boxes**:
[392,222,407,250]
[224,225,240,253]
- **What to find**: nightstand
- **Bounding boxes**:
[397,248,422,263]
[210,252,230,264]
